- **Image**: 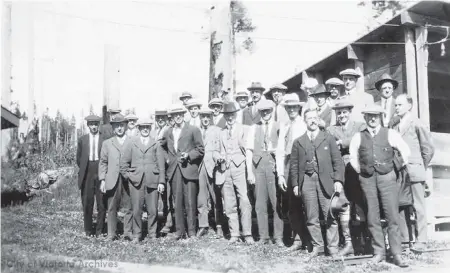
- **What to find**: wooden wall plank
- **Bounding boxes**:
[404,27,419,118]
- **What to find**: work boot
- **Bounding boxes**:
[337,242,354,256]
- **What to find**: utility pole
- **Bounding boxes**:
[102,44,120,124]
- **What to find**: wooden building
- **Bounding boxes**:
[282,0,450,237]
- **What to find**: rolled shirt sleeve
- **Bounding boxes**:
[349,132,361,173]
[275,123,288,176]
[388,129,411,165]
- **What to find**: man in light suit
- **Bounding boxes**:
[290,109,345,258]
[374,74,398,127]
[310,84,333,129]
[243,82,265,125]
[162,105,205,239]
[263,83,289,125]
[76,114,106,237]
[120,117,166,242]
[339,69,374,123]
[197,107,225,238]
[99,114,132,241]
[394,94,435,251]
[216,101,254,244]
[327,100,367,256]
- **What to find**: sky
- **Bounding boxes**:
[8,0,378,124]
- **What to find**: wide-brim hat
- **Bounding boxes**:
[282,93,304,107]
[85,114,102,122]
[199,107,214,115]
[361,104,385,115]
[375,73,398,91]
[329,192,350,220]
[208,98,223,107]
[168,104,187,115]
[257,99,275,111]
[186,100,202,109]
[309,84,331,97]
[247,82,265,92]
[137,117,154,126]
[125,113,138,121]
[155,109,168,116]
[339,68,360,78]
[221,101,240,113]
[263,83,288,95]
[234,91,250,99]
[332,99,354,110]
[108,108,121,114]
[179,92,193,100]
[325,77,344,86]
[110,114,127,123]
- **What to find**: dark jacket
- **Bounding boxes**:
[242,105,262,125]
[76,133,105,189]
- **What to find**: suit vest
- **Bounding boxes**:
[359,127,394,176]
[224,128,246,166]
[305,137,318,175]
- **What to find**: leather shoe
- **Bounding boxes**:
[216,226,223,239]
[259,239,271,245]
[337,242,354,256]
[273,239,285,247]
[288,241,302,252]
[196,227,209,237]
[392,255,409,268]
[308,247,322,259]
[245,236,255,245]
[229,236,240,244]
[370,254,385,263]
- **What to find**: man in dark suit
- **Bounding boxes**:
[100,108,121,140]
[290,109,345,258]
[374,74,398,127]
[309,84,333,129]
[242,82,265,125]
[162,105,205,239]
[76,114,107,237]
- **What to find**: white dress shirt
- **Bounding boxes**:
[246,119,276,152]
[172,123,184,151]
[381,96,394,126]
[349,125,410,173]
[116,135,127,146]
[89,133,99,161]
[140,136,149,146]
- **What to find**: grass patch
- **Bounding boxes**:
[2,175,450,273]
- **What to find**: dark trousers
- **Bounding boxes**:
[80,161,106,235]
[399,181,428,244]
[302,172,339,254]
[254,154,283,240]
[359,170,402,256]
[198,164,224,228]
[172,167,198,237]
[161,177,174,232]
[103,175,132,238]
[130,183,159,239]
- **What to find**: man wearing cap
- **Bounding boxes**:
[290,109,344,258]
[100,108,121,140]
[374,73,398,127]
[216,101,254,244]
[185,100,202,128]
[125,113,139,137]
[301,78,319,117]
[120,117,166,242]
[340,69,374,123]
[327,100,367,256]
[349,104,410,267]
[242,82,265,125]
[208,98,226,128]
[264,83,289,125]
[246,99,284,246]
[196,107,225,238]
[99,114,133,241]
[276,93,309,252]
[234,91,250,124]
[393,94,434,252]
[310,84,333,129]
[162,105,204,239]
[179,92,193,107]
[77,114,107,237]
[325,78,344,105]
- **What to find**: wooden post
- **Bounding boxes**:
[404,27,419,117]
[415,27,430,126]
[103,44,120,123]
[354,60,365,92]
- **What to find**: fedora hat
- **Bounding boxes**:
[309,84,331,97]
[375,73,398,91]
[325,77,344,86]
[179,92,193,100]
[264,83,288,95]
[332,99,354,110]
[257,99,275,111]
[362,104,385,115]
[234,91,250,99]
[339,68,361,78]
[110,114,127,123]
[168,104,187,115]
[186,100,202,109]
[329,192,350,220]
[85,114,101,122]
[221,101,240,114]
[137,117,154,126]
[208,98,223,107]
[282,93,304,107]
[247,82,265,92]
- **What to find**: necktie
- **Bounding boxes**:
[228,126,232,139]
[264,122,269,151]
[383,100,387,119]
[285,121,294,154]
[202,128,206,141]
[92,134,96,161]
[274,106,278,122]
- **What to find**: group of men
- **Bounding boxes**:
[76,68,434,268]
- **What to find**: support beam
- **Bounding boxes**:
[103,44,120,123]
[347,45,364,61]
[401,11,450,34]
[415,26,430,127]
[404,27,419,117]
[354,60,364,93]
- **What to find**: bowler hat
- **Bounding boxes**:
[137,117,154,126]
[247,82,265,92]
[325,77,344,86]
[208,98,223,107]
[110,114,127,123]
[339,68,360,78]
[168,104,187,115]
[221,101,240,114]
[361,104,385,115]
[332,99,354,110]
[199,107,214,115]
[264,83,287,95]
[85,115,101,122]
[125,113,138,121]
[179,92,193,100]
[186,100,202,109]
[108,108,121,114]
[155,109,168,116]
[309,84,331,97]
[329,192,350,220]
[257,99,275,111]
[282,93,305,107]
[375,73,398,91]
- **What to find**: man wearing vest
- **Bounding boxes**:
[99,114,133,241]
[290,109,344,258]
[216,101,254,244]
[309,84,333,129]
[125,113,140,137]
[394,94,434,252]
[375,74,398,127]
[246,99,283,246]
[234,91,250,124]
[263,83,289,125]
[197,107,225,238]
[243,82,265,125]
[276,93,309,252]
[327,100,367,256]
[349,105,410,267]
[120,117,166,242]
[77,114,106,237]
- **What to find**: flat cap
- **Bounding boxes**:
[257,99,275,111]
[108,108,121,113]
[137,117,154,126]
[155,109,168,116]
[264,83,288,95]
[179,92,193,100]
[247,82,265,92]
[110,114,127,123]
[199,107,214,115]
[186,100,202,109]
[168,104,187,114]
[125,113,138,120]
[208,98,223,107]
[361,104,385,115]
[85,115,101,122]
[234,91,250,98]
[332,99,354,110]
[325,78,344,86]
[339,68,360,78]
